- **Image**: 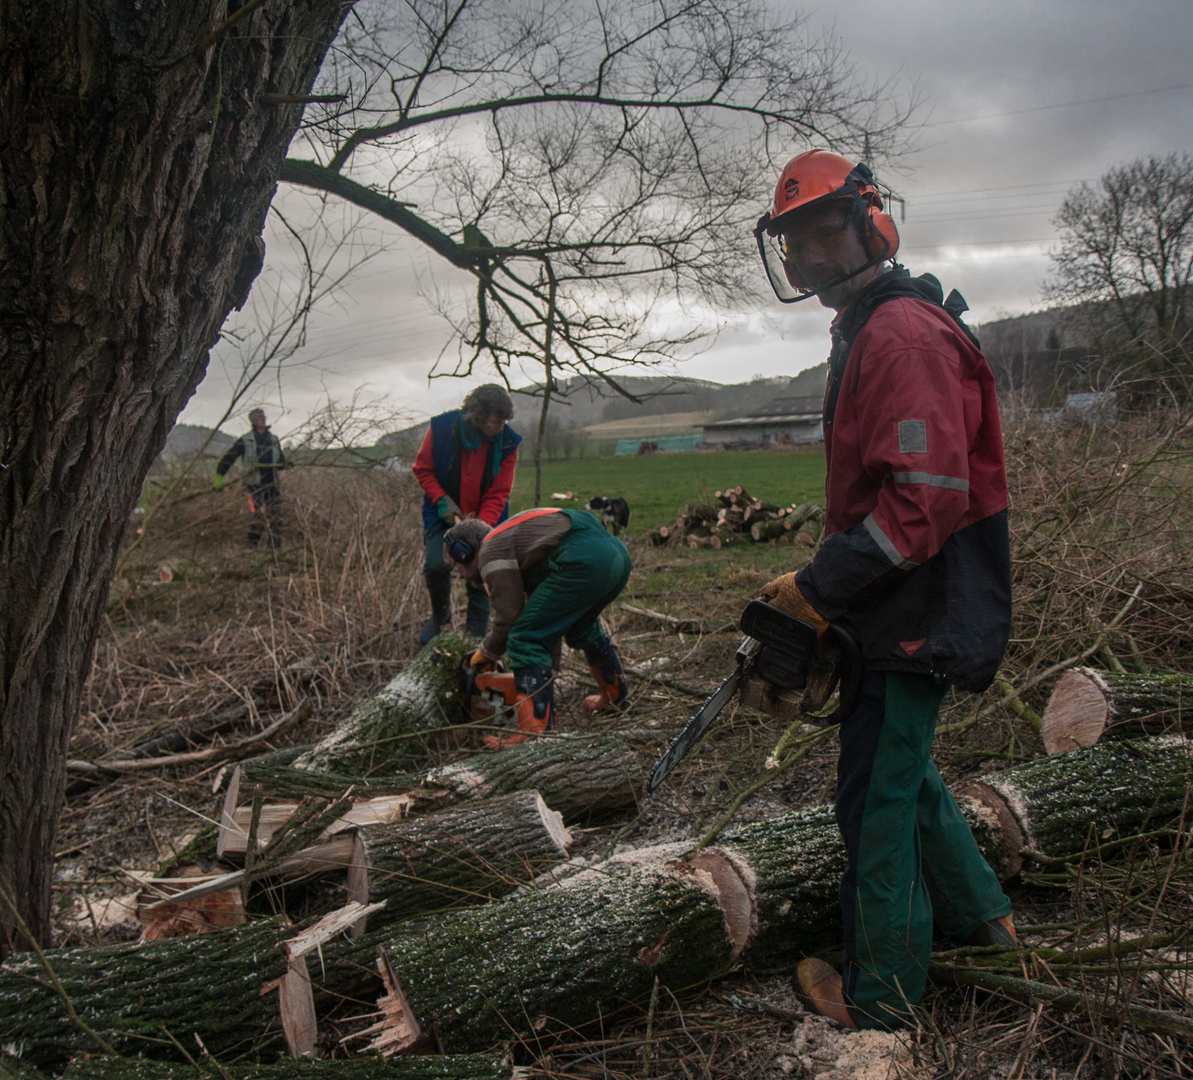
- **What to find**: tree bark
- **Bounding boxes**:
[1,848,749,1063]
[292,635,472,775]
[0,0,349,955]
[243,730,653,822]
[1040,667,1193,754]
[6,737,1190,1062]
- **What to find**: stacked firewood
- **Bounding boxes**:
[645,486,826,548]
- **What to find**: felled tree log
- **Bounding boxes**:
[1040,667,1193,754]
[1,848,751,1062]
[148,791,573,931]
[958,734,1193,865]
[292,634,472,775]
[749,518,786,543]
[242,731,652,821]
[63,1056,515,1080]
[12,739,1189,1065]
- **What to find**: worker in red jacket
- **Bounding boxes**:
[412,385,521,643]
[752,150,1015,1030]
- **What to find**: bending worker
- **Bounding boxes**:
[213,407,286,548]
[413,385,521,643]
[752,150,1014,1029]
[444,507,631,749]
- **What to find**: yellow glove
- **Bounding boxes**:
[212,474,225,491]
[759,573,830,638]
[469,649,499,673]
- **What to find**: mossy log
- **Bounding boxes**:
[291,635,473,775]
[1040,667,1193,754]
[0,848,750,1062]
[242,731,652,822]
[959,734,1193,866]
[62,1055,514,1080]
[152,792,573,930]
[749,518,786,543]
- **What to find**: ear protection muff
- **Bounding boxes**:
[444,527,476,566]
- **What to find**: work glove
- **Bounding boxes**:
[212,474,225,491]
[437,495,463,524]
[468,648,499,674]
[759,572,830,638]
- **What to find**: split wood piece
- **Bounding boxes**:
[143,793,572,933]
[265,902,388,1058]
[62,1056,518,1080]
[357,950,437,1056]
[241,730,653,820]
[292,633,472,775]
[1040,667,1193,754]
[135,867,247,940]
[218,780,411,856]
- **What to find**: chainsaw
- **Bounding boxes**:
[647,600,862,793]
[464,664,520,727]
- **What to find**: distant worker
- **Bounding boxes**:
[752,149,1014,1029]
[413,385,521,644]
[445,508,631,749]
[213,408,287,548]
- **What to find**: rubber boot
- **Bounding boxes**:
[581,637,629,714]
[419,572,453,645]
[483,665,554,749]
[464,585,491,638]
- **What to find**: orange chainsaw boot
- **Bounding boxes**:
[483,664,554,749]
[581,637,629,714]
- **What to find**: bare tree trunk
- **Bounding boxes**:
[0,1,348,955]
[532,267,558,507]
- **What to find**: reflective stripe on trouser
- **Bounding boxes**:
[505,513,632,670]
[835,668,1010,1030]
[423,517,490,625]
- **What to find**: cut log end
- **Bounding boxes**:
[687,851,754,961]
[534,791,573,853]
[956,782,1026,880]
[1041,668,1111,755]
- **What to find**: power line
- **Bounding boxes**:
[922,81,1193,128]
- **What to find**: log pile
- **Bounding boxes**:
[6,733,1190,1067]
[644,488,825,549]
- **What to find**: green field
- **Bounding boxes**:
[508,448,826,530]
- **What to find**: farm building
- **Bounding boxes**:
[702,396,823,446]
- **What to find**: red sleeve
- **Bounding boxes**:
[853,335,971,566]
[412,428,446,502]
[476,444,519,526]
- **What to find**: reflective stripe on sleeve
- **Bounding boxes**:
[481,559,520,578]
[891,471,970,492]
[864,513,920,570]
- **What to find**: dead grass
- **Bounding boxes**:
[43,414,1193,1076]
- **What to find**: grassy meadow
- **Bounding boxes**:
[509,447,826,528]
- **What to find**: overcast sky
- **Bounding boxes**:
[180,0,1193,436]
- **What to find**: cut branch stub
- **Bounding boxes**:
[1041,667,1193,754]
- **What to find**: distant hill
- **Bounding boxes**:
[154,423,236,470]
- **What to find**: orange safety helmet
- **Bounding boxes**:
[754,149,900,303]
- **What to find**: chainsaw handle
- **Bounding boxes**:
[820,624,862,724]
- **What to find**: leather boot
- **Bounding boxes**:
[581,637,629,713]
[420,572,453,645]
[794,958,856,1029]
[483,665,554,749]
[965,913,1018,948]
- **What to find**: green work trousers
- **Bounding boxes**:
[836,668,1011,1029]
[505,511,631,670]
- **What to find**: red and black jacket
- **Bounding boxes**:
[795,270,1012,692]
